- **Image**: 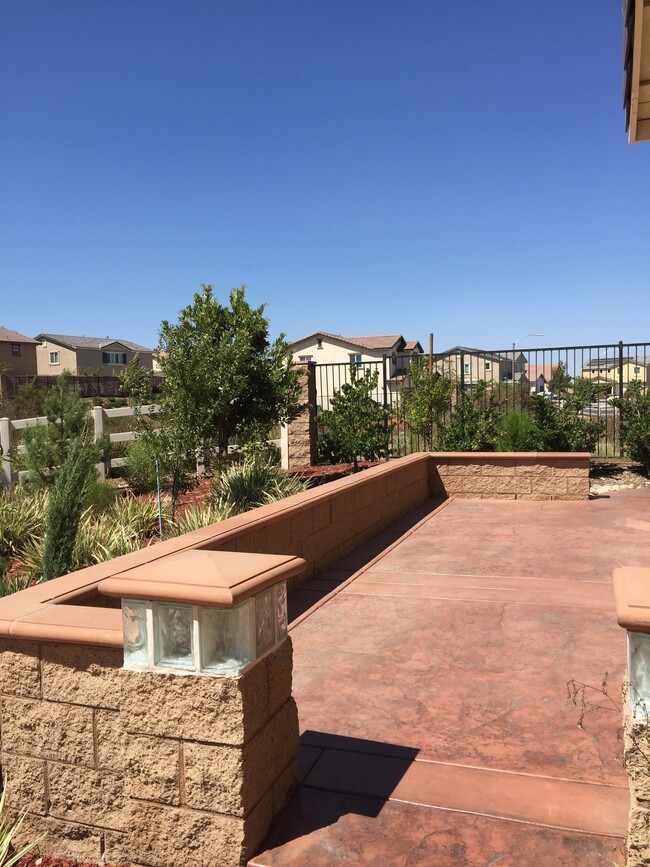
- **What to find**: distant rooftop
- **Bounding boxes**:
[290,331,423,353]
[0,326,39,345]
[35,333,153,353]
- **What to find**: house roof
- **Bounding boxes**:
[437,346,519,364]
[35,333,153,353]
[582,355,650,370]
[526,364,555,382]
[0,326,39,345]
[290,331,422,354]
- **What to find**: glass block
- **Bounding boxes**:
[629,632,650,719]
[200,601,254,674]
[276,581,288,641]
[154,603,195,669]
[122,600,148,668]
[255,587,277,658]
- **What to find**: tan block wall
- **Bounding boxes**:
[624,700,650,866]
[429,453,590,501]
[207,454,431,581]
[0,637,298,867]
[286,362,318,469]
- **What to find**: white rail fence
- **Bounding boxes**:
[1,406,285,487]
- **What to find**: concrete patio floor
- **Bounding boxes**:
[250,490,650,866]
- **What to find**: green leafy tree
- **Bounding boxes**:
[497,410,540,451]
[41,436,99,581]
[317,367,394,468]
[158,285,303,468]
[529,393,603,452]
[19,373,99,488]
[401,362,453,450]
[120,356,192,511]
[436,381,502,451]
[611,381,650,473]
[548,361,572,395]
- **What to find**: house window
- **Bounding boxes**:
[349,353,362,366]
[102,352,127,365]
[634,367,641,375]
[484,361,491,372]
[11,344,20,357]
[298,355,313,361]
[317,338,323,349]
[49,351,60,365]
[463,363,470,375]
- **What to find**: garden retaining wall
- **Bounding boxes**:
[0,637,297,867]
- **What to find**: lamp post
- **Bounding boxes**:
[511,332,545,410]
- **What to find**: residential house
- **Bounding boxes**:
[35,334,155,377]
[290,332,423,371]
[623,0,650,143]
[432,346,525,386]
[525,363,555,394]
[581,355,650,395]
[0,326,38,376]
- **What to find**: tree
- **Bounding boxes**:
[548,362,572,395]
[611,381,650,474]
[317,366,394,468]
[436,381,502,451]
[158,285,303,469]
[20,373,99,488]
[400,361,453,450]
[41,436,99,581]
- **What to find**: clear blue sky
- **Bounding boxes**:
[1,1,647,353]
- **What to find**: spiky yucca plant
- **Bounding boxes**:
[209,459,307,517]
[0,786,45,865]
[172,503,225,536]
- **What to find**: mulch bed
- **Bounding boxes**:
[16,856,129,867]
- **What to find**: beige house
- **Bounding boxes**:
[35,333,154,376]
[0,326,39,376]
[433,346,525,385]
[290,331,423,374]
[623,0,650,143]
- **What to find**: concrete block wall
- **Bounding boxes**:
[0,637,298,867]
[623,701,650,866]
[429,453,590,501]
[285,362,317,469]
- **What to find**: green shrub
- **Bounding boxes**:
[0,486,48,562]
[209,459,307,516]
[530,394,604,452]
[41,438,99,581]
[497,411,539,451]
[612,381,650,473]
[317,367,393,467]
[125,438,163,494]
[83,478,121,514]
[173,503,224,535]
[436,382,501,451]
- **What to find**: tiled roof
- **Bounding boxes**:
[35,333,153,353]
[290,331,422,353]
[526,364,555,382]
[0,326,39,345]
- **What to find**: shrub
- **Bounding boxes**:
[530,393,604,453]
[400,363,453,451]
[41,437,99,581]
[612,381,650,473]
[497,410,539,451]
[436,382,501,451]
[0,486,48,562]
[317,367,393,467]
[173,503,225,535]
[209,459,308,516]
[125,438,163,494]
[0,786,45,865]
[83,478,121,514]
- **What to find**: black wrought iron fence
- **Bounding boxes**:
[312,341,650,459]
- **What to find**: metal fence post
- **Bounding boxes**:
[618,340,625,401]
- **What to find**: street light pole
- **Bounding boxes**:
[512,332,545,411]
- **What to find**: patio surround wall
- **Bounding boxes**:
[285,362,318,469]
[429,452,590,500]
[623,701,650,866]
[0,637,297,867]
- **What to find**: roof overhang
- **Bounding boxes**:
[624,0,650,143]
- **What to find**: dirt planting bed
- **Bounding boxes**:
[16,856,129,867]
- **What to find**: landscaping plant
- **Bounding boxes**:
[158,284,303,470]
[209,458,308,516]
[41,436,100,581]
[435,381,502,451]
[612,381,650,474]
[400,361,453,450]
[317,366,394,468]
[0,786,45,866]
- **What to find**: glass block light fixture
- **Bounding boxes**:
[614,567,650,720]
[99,549,303,676]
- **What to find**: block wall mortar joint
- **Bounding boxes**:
[178,739,187,806]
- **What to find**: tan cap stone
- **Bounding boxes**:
[614,566,650,633]
[98,549,306,607]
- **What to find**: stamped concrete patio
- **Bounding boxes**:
[251,489,650,866]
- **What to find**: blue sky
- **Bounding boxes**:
[1,1,647,353]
